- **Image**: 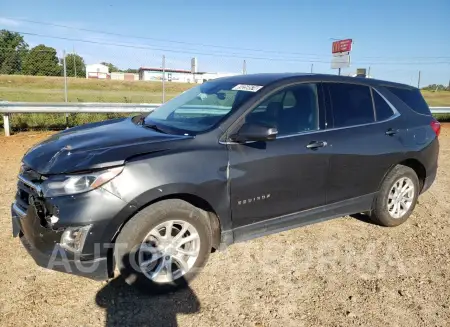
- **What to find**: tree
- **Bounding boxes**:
[62,53,86,77]
[422,84,447,91]
[100,62,121,72]
[22,45,61,76]
[125,68,138,73]
[0,30,28,74]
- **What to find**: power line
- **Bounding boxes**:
[8,18,327,58]
[7,18,450,61]
[7,30,450,65]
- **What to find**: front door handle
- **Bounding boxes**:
[385,128,399,136]
[306,141,327,150]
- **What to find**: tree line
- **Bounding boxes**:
[422,84,450,91]
[0,30,137,77]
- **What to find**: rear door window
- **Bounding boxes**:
[385,87,431,116]
[325,83,375,128]
[372,90,395,121]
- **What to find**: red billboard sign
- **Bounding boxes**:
[332,39,353,54]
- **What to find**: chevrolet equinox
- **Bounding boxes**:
[11,73,440,292]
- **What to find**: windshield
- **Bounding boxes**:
[144,81,261,134]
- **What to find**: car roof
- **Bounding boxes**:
[214,73,415,90]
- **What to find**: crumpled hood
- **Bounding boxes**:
[22,117,191,174]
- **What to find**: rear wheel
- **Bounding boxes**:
[114,199,212,293]
[370,165,420,227]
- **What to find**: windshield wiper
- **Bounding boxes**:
[143,123,168,134]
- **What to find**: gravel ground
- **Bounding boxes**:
[0,129,449,327]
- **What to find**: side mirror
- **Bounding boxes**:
[231,123,278,142]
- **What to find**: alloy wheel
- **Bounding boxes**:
[138,220,201,283]
[387,177,415,219]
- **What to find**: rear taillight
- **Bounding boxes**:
[431,120,441,137]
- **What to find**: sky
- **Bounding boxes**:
[0,0,449,86]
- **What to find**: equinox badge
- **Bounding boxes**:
[238,194,271,205]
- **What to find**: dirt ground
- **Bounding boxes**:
[0,128,449,327]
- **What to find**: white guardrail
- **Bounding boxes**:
[0,102,160,136]
[1,101,449,136]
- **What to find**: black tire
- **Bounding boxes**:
[370,165,420,227]
[114,199,212,294]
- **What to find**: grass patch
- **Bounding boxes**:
[420,90,450,107]
[0,75,195,131]
[0,75,193,103]
[1,75,450,130]
[7,113,133,131]
[433,114,450,122]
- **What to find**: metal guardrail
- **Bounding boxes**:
[429,107,450,114]
[0,102,160,136]
[1,101,449,136]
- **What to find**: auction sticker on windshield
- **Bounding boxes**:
[232,84,263,92]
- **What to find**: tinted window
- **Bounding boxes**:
[326,83,374,128]
[373,90,394,121]
[386,87,431,116]
[246,84,320,136]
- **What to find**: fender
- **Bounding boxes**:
[99,183,232,249]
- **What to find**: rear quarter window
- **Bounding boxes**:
[385,86,431,116]
[372,90,395,121]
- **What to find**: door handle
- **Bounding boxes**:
[306,141,327,149]
[385,128,399,136]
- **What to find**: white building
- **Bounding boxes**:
[110,72,139,81]
[138,67,238,83]
[86,64,109,79]
[139,68,198,83]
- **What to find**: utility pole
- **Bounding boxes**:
[368,66,371,78]
[417,70,421,89]
[162,55,166,103]
[338,68,341,76]
[73,46,77,78]
[310,63,313,73]
[242,60,247,75]
[63,50,69,128]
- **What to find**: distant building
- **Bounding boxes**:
[86,64,110,79]
[139,67,198,83]
[110,72,139,81]
[138,67,238,83]
[87,57,239,82]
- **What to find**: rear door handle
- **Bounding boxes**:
[385,128,399,136]
[306,141,327,150]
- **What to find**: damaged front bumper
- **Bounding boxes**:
[11,172,131,281]
[12,202,110,281]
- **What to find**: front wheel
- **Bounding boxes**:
[114,199,212,293]
[370,165,420,227]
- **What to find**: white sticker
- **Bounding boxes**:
[232,84,263,92]
[197,93,208,100]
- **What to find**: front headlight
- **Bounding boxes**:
[42,167,123,197]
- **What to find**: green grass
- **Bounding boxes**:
[420,90,450,107]
[0,75,193,103]
[0,75,195,131]
[1,75,450,131]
